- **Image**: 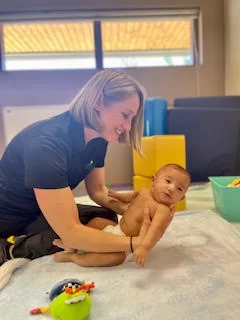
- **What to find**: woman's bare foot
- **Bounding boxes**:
[54,251,74,263]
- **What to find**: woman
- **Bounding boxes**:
[0,70,173,266]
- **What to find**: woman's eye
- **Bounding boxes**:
[122,113,129,120]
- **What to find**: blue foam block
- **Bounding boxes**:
[143,97,167,136]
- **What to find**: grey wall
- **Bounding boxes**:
[224,0,240,94]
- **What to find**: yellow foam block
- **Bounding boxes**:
[133,135,186,177]
[133,175,186,212]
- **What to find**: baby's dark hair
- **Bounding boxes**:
[155,164,191,182]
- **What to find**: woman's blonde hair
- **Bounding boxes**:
[69,69,146,154]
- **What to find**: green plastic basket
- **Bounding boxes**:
[209,176,240,222]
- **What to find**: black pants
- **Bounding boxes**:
[6,204,118,260]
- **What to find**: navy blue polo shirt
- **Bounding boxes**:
[0,111,108,220]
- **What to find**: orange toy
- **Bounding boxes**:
[228,178,240,187]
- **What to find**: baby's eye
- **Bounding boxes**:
[165,178,171,183]
[178,187,183,192]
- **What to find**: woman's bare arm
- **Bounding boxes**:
[85,168,130,214]
[34,187,147,253]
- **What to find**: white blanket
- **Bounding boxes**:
[0,209,240,320]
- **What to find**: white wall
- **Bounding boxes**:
[224,0,240,94]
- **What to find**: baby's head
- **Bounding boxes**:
[151,164,190,206]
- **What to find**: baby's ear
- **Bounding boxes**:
[152,175,155,187]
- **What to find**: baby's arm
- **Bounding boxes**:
[54,251,126,267]
[108,190,139,215]
[133,204,174,267]
[108,189,138,203]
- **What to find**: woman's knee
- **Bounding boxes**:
[77,204,118,225]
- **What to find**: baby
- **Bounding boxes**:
[54,164,190,267]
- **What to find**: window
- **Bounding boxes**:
[102,20,193,68]
[0,8,199,71]
[3,22,95,70]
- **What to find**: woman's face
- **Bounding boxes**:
[97,94,140,142]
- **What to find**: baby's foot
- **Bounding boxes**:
[54,252,73,263]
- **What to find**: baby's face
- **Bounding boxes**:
[152,168,190,206]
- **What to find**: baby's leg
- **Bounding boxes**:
[54,251,126,267]
[86,217,117,230]
[54,217,122,266]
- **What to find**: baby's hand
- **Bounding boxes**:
[133,245,149,268]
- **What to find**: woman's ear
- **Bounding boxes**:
[94,102,104,112]
[94,94,104,111]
